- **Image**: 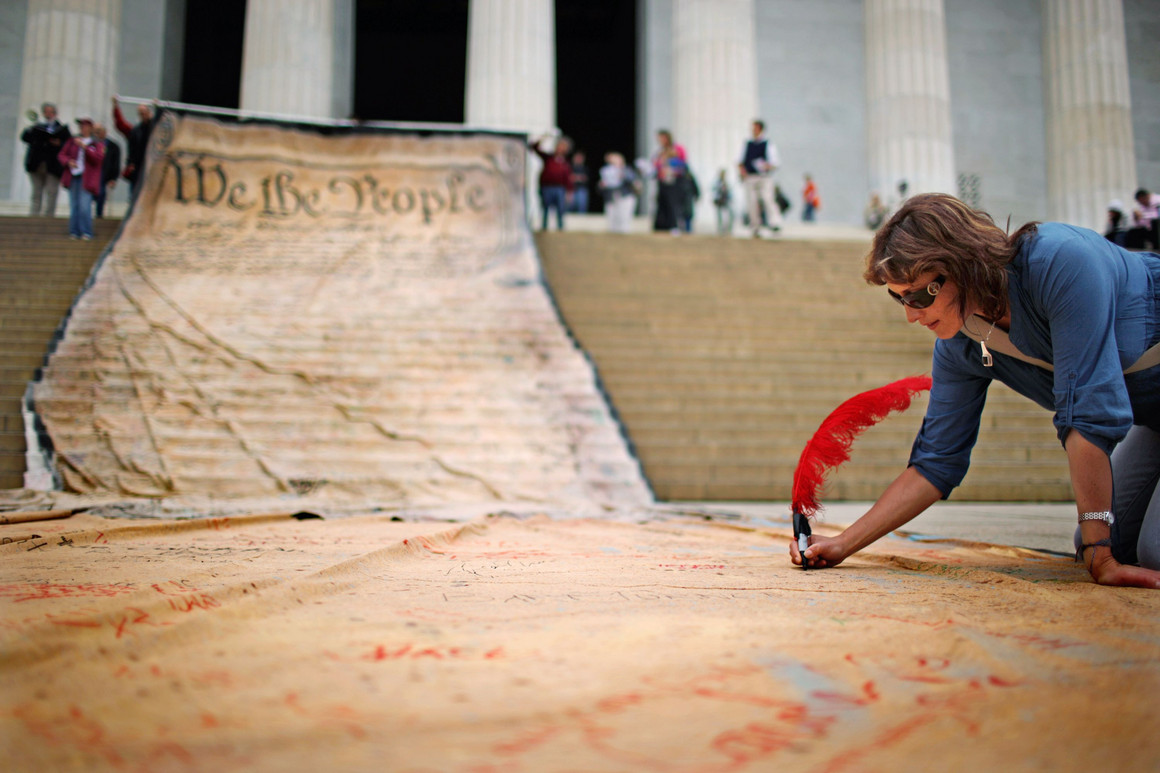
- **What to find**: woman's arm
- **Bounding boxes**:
[790,466,942,568]
[1067,431,1160,588]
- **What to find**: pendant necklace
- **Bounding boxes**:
[979,318,997,367]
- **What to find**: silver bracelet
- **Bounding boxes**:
[1078,511,1114,525]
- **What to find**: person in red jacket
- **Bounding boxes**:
[112,96,154,202]
[57,117,104,240]
[528,132,574,231]
[802,173,821,222]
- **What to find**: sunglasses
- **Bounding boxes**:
[888,275,945,309]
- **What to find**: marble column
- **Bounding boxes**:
[239,0,353,119]
[671,0,757,232]
[864,0,955,204]
[1042,0,1135,231]
[10,0,121,208]
[465,0,555,231]
[464,0,555,132]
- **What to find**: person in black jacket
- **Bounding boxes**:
[20,102,70,216]
[92,123,121,218]
[112,96,154,202]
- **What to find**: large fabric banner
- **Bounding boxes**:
[31,112,650,507]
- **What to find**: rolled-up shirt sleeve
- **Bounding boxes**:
[1028,236,1134,454]
[908,339,991,498]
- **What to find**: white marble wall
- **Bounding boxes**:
[465,0,555,131]
[239,0,353,119]
[1043,0,1135,231]
[945,0,1045,228]
[465,0,556,231]
[752,0,866,229]
[864,0,956,203]
[671,0,758,232]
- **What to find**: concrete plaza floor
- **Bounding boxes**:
[667,500,1079,557]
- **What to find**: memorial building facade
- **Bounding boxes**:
[3,0,1158,229]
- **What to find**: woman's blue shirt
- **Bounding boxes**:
[909,223,1160,497]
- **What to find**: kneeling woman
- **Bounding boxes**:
[791,193,1160,589]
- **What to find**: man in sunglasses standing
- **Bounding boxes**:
[791,193,1160,590]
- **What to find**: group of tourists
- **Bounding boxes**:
[20,97,154,239]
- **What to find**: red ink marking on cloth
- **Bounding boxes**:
[595,693,644,714]
[112,607,170,638]
[191,670,235,688]
[166,593,221,613]
[142,741,195,766]
[690,685,782,708]
[363,644,412,661]
[711,709,836,766]
[897,657,954,685]
[65,705,126,766]
[151,580,202,596]
[825,680,1004,772]
[358,643,494,662]
[10,703,126,766]
[0,582,136,603]
[493,725,561,756]
[46,614,102,629]
[283,691,366,739]
[986,630,1084,651]
[819,713,941,773]
[93,532,107,544]
[812,680,880,707]
[851,612,956,630]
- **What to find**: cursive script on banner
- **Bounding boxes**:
[159,154,491,224]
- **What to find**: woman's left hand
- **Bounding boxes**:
[1086,547,1160,588]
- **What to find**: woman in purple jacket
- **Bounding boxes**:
[791,193,1160,588]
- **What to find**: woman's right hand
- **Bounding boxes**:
[789,534,849,569]
[786,468,942,571]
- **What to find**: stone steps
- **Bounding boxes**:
[0,216,117,488]
[536,231,1070,502]
[0,213,1071,503]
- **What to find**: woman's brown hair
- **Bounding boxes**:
[863,193,1036,322]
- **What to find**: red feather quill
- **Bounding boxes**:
[791,375,932,519]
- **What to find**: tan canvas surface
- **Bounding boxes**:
[2,506,1158,771]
